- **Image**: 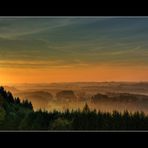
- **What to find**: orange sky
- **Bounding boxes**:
[1,66,148,84]
[1,18,148,84]
[2,15,148,116]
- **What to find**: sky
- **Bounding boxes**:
[0,17,148,84]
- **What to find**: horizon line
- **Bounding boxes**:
[2,80,148,85]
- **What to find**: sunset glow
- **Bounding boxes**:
[0,17,148,84]
[0,66,148,84]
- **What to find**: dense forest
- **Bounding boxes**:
[0,86,148,130]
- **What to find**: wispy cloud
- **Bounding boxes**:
[1,17,148,69]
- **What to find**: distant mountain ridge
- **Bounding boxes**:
[3,82,148,113]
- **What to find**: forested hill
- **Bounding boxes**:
[0,86,33,129]
[0,86,148,130]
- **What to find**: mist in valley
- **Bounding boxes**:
[4,82,148,114]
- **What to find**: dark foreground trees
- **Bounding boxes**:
[0,86,148,130]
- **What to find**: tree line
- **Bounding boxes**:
[0,86,148,130]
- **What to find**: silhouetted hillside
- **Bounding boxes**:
[6,82,148,112]
[56,90,77,102]
[0,86,33,129]
[15,91,53,109]
[1,86,148,130]
[91,92,148,103]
